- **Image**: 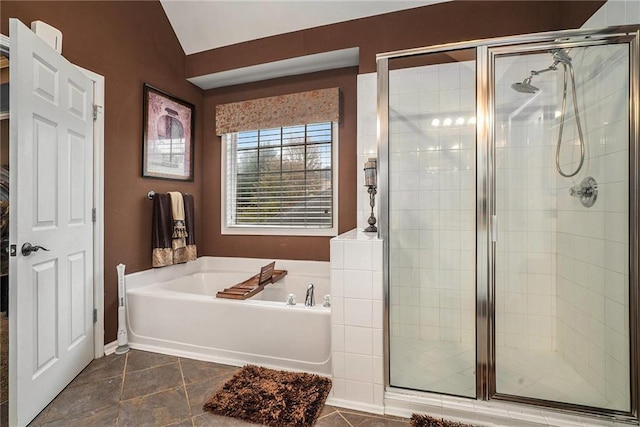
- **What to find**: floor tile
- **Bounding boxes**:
[19,350,413,427]
[341,411,408,426]
[69,353,126,388]
[315,412,351,426]
[1,401,7,427]
[180,358,238,385]
[118,386,190,427]
[319,405,338,418]
[126,350,178,373]
[36,406,118,427]
[122,362,183,400]
[165,418,194,427]
[30,375,121,425]
[192,413,258,426]
[186,373,235,416]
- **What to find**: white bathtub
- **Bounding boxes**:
[125,257,331,375]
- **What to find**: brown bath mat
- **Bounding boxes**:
[203,365,332,427]
[410,413,476,427]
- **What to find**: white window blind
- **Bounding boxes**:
[223,122,338,235]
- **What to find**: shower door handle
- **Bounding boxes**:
[21,242,50,256]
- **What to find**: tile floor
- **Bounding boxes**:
[24,349,409,427]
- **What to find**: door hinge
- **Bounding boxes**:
[92,208,96,223]
[93,308,98,324]
[92,104,102,121]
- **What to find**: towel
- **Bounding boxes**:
[152,192,197,267]
[151,193,173,267]
[169,191,187,250]
[174,194,197,264]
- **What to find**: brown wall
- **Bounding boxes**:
[186,1,604,77]
[202,68,357,261]
[1,1,204,341]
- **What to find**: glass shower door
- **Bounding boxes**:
[492,41,631,411]
[387,49,477,397]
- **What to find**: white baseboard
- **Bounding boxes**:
[103,340,117,356]
[324,397,385,415]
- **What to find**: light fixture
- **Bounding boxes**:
[363,158,377,233]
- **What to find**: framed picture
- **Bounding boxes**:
[142,84,195,181]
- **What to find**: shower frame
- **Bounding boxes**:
[377,25,640,423]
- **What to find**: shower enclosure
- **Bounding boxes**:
[379,26,639,421]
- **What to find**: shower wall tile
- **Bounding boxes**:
[329,229,384,412]
[357,73,378,230]
[582,0,640,28]
[388,61,476,349]
[553,42,631,410]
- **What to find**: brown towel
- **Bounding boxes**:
[151,193,173,267]
[152,192,197,267]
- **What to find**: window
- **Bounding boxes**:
[222,122,338,236]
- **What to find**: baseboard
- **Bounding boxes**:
[324,397,385,416]
[103,340,117,356]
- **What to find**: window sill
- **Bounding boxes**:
[222,225,337,237]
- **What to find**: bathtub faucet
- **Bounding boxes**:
[305,283,315,307]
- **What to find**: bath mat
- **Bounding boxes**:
[203,364,331,427]
[410,413,476,427]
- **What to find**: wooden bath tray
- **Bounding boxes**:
[216,261,287,300]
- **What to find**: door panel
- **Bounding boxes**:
[9,18,94,426]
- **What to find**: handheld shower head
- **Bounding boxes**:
[511,77,539,94]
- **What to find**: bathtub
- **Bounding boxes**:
[125,257,331,375]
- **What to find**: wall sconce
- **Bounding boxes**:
[364,158,377,233]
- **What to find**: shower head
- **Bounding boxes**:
[511,77,539,94]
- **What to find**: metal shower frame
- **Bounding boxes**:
[377,25,640,423]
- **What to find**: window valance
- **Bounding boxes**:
[215,87,340,136]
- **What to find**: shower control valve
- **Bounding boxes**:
[569,176,597,208]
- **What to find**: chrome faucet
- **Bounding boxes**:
[305,283,315,307]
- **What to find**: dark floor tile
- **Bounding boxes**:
[31,375,121,425]
[192,413,258,426]
[319,405,338,418]
[340,411,408,427]
[69,353,126,388]
[38,406,118,427]
[0,401,7,427]
[185,373,235,416]
[179,358,238,385]
[315,412,351,426]
[118,386,190,427]
[122,362,183,400]
[165,418,193,427]
[126,350,178,373]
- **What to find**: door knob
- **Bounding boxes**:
[21,243,50,256]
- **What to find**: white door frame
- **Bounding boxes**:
[0,33,105,358]
[78,65,105,357]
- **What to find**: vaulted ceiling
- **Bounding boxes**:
[160,0,448,55]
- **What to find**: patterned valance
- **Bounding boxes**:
[215,87,340,135]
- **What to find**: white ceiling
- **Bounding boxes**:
[160,0,447,55]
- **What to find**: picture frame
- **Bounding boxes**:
[142,84,195,181]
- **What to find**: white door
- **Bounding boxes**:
[9,18,94,427]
